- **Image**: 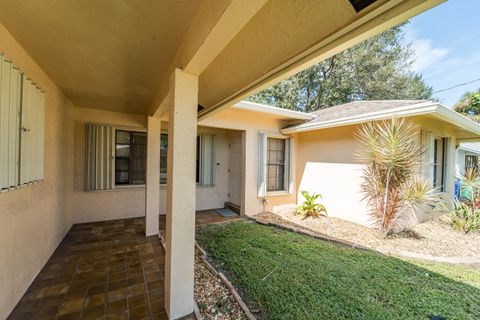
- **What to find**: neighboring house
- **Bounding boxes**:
[456,142,480,175]
[0,1,447,319]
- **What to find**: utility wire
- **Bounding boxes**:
[433,78,480,94]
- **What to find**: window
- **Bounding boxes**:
[0,54,45,191]
[258,134,293,196]
[465,155,478,172]
[86,127,216,190]
[115,130,146,185]
[433,137,447,192]
[267,138,286,192]
[160,133,168,184]
[159,133,216,186]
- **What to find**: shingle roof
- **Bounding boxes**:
[282,100,429,131]
[308,100,429,122]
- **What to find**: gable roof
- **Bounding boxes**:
[280,100,480,137]
[232,101,315,120]
[308,100,428,122]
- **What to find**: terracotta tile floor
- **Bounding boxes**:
[159,210,240,230]
[8,218,168,320]
[8,210,237,320]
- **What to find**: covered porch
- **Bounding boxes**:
[0,1,444,319]
[7,211,236,320]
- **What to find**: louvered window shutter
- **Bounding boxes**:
[0,55,45,190]
[421,130,434,182]
[257,133,267,197]
[198,134,216,186]
[0,56,22,190]
[85,124,115,191]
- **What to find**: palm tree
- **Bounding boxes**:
[356,118,436,234]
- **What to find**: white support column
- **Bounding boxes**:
[145,116,161,236]
[165,68,198,319]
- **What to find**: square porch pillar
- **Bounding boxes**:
[145,116,161,236]
[164,68,198,319]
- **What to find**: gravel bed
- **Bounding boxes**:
[194,248,247,320]
[159,231,248,320]
[255,210,480,259]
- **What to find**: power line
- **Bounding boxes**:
[433,78,480,94]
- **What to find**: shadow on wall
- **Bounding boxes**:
[297,161,373,227]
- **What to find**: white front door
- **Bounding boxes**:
[228,133,242,206]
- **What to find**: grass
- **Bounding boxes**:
[196,220,480,320]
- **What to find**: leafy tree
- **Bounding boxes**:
[454,89,480,121]
[248,24,433,112]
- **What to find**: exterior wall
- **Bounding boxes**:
[296,116,458,227]
[295,125,371,226]
[199,108,297,216]
[73,107,147,223]
[0,23,75,319]
[73,108,230,223]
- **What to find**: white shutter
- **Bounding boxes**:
[38,90,45,180]
[20,77,33,184]
[198,134,216,186]
[85,123,115,191]
[0,55,9,189]
[287,137,294,194]
[421,130,434,183]
[0,56,22,190]
[257,133,267,197]
[31,85,45,181]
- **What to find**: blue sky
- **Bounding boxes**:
[405,0,480,107]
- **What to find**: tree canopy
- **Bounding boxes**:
[454,89,480,122]
[248,24,433,112]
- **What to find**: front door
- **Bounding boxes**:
[228,133,242,207]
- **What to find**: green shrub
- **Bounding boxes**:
[450,167,480,233]
[450,201,480,233]
[296,190,327,218]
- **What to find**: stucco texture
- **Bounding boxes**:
[0,23,75,319]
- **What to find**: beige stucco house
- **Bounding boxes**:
[0,1,449,319]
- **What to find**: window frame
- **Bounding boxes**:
[114,129,147,187]
[159,131,216,187]
[259,133,293,197]
[465,154,478,172]
[432,135,448,193]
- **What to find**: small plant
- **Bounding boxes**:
[296,190,327,219]
[449,167,480,233]
[450,201,480,233]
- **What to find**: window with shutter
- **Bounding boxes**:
[0,54,45,192]
[258,133,293,197]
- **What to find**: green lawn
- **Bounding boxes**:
[196,220,480,320]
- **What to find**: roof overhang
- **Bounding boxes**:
[458,143,480,154]
[231,101,315,120]
[280,101,480,138]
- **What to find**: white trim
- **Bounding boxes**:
[458,144,480,155]
[232,101,314,120]
[280,102,480,136]
[258,133,294,197]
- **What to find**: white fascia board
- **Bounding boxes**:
[280,101,437,133]
[281,102,480,136]
[458,144,480,154]
[433,104,480,136]
[232,101,315,120]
